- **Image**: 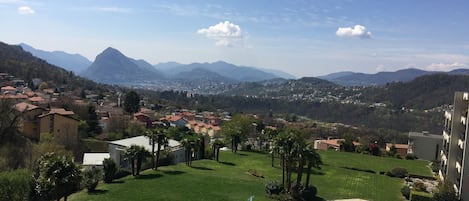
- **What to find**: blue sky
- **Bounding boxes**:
[1,0,469,77]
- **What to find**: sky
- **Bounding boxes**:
[1,0,469,77]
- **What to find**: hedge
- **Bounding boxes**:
[0,169,30,201]
[410,191,432,201]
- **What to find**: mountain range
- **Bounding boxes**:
[319,68,469,86]
[19,43,92,73]
[19,43,469,88]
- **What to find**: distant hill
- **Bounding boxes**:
[321,68,433,86]
[160,61,281,82]
[224,76,337,96]
[81,47,164,84]
[172,68,237,83]
[252,67,296,79]
[19,43,92,73]
[153,62,183,70]
[361,73,469,109]
[0,42,104,92]
[317,71,355,80]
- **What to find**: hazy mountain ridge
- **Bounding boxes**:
[320,68,469,86]
[19,43,92,73]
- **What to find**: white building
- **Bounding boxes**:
[82,153,110,167]
[440,92,469,200]
[108,136,186,169]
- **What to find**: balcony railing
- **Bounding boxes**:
[458,139,465,149]
[463,92,468,101]
[443,130,450,141]
[462,116,467,125]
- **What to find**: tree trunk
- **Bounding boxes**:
[212,144,216,160]
[296,158,304,187]
[151,139,155,169]
[156,143,161,170]
[131,159,135,176]
[136,156,142,175]
[271,152,274,167]
[231,139,234,153]
[286,157,292,193]
[64,196,68,201]
[216,148,220,161]
[305,162,312,188]
[281,155,285,189]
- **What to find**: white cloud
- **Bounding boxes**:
[336,25,372,39]
[375,64,386,72]
[197,21,244,47]
[17,6,34,14]
[425,62,466,71]
[92,7,131,13]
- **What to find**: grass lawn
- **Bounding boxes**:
[69,150,432,201]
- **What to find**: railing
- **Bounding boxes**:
[463,92,468,101]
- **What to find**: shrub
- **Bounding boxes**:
[114,169,131,179]
[406,154,418,160]
[265,181,284,195]
[430,161,440,173]
[414,181,427,192]
[410,191,432,201]
[0,169,30,201]
[387,167,408,178]
[401,186,411,200]
[103,158,117,183]
[83,166,102,192]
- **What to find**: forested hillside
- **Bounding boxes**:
[0,42,106,92]
[361,74,469,109]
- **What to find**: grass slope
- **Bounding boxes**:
[70,150,431,201]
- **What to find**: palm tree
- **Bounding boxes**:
[212,139,225,162]
[124,145,138,176]
[180,136,193,166]
[145,129,157,169]
[125,145,150,176]
[304,144,322,188]
[266,128,279,167]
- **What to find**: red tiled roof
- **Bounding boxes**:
[1,86,16,90]
[28,96,44,102]
[386,143,408,149]
[13,102,39,112]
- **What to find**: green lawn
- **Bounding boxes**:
[69,150,432,201]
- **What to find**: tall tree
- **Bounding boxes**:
[304,144,322,188]
[123,91,140,114]
[212,139,225,162]
[86,104,101,136]
[124,145,149,176]
[433,178,460,201]
[145,129,168,170]
[31,152,82,201]
[221,114,253,153]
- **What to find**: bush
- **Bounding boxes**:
[103,158,117,183]
[410,191,432,201]
[0,169,30,201]
[265,181,284,195]
[114,169,131,179]
[401,186,411,200]
[83,166,101,192]
[387,167,408,178]
[414,181,427,192]
[406,154,418,160]
[430,161,440,173]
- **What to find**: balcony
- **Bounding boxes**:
[439,170,445,181]
[442,154,448,164]
[458,139,465,149]
[456,161,461,173]
[462,116,467,125]
[463,92,468,101]
[445,111,452,120]
[443,130,450,141]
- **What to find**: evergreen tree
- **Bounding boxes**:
[124,91,141,114]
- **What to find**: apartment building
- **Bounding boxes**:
[440,91,469,200]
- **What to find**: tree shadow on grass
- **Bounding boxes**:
[87,189,108,195]
[219,161,236,166]
[108,180,125,184]
[161,170,186,175]
[135,173,163,180]
[191,166,214,171]
[237,153,248,156]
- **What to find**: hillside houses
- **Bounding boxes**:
[13,102,79,147]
